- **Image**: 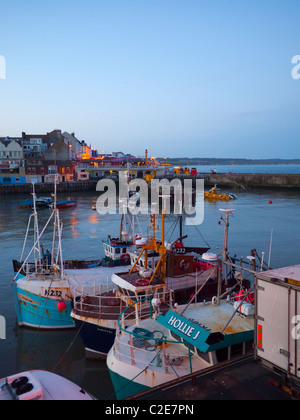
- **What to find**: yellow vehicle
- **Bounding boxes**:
[204,184,237,201]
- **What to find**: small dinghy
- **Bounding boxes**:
[51,200,77,209]
[0,370,93,400]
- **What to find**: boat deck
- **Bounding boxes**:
[117,271,164,288]
[116,317,207,375]
[179,300,254,335]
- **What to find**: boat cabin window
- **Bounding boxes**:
[122,248,127,253]
[115,248,120,255]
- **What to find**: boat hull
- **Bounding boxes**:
[56,200,77,209]
[107,349,150,400]
[12,280,74,330]
[0,370,93,400]
[72,315,117,359]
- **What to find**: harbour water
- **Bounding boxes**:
[1,182,300,400]
[193,164,300,174]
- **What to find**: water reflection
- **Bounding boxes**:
[15,327,114,400]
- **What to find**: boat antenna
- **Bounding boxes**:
[219,208,235,287]
[268,228,273,269]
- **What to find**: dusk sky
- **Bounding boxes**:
[0,0,299,159]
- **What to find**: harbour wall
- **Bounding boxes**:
[0,180,99,196]
[0,173,300,195]
[157,173,300,190]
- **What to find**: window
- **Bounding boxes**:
[48,166,57,175]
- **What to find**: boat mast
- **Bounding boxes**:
[32,183,42,270]
[129,195,169,284]
[220,208,235,287]
[51,175,64,277]
[20,183,41,264]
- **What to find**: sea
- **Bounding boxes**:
[0,164,300,400]
[193,164,300,174]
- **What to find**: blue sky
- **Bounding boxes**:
[0,0,299,158]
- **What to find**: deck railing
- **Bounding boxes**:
[113,294,193,375]
[72,283,174,322]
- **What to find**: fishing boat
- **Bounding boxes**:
[0,370,93,400]
[19,198,34,209]
[12,181,80,329]
[35,197,53,208]
[107,291,255,400]
[204,184,237,201]
[106,209,260,399]
[52,199,77,209]
[71,203,238,360]
[11,183,143,329]
[19,196,53,209]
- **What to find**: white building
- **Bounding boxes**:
[0,140,24,169]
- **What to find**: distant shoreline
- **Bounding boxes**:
[161,158,300,166]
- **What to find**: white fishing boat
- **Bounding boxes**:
[0,370,93,400]
[107,292,255,400]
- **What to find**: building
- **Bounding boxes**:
[0,167,26,185]
[44,139,70,161]
[0,139,26,184]
[0,139,24,167]
[21,130,64,158]
[62,132,82,160]
[25,158,76,183]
